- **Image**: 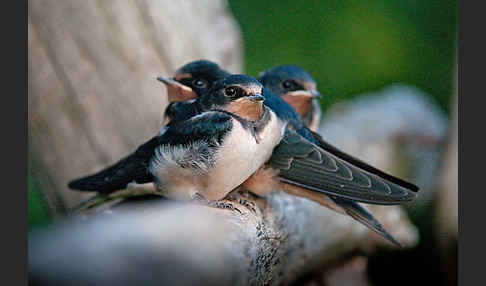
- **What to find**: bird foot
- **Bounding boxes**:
[226,190,257,213]
[208,200,242,214]
[190,193,242,214]
[231,197,256,213]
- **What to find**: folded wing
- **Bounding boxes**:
[269,130,418,205]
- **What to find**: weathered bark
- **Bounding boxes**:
[28,0,242,215]
[29,191,415,286]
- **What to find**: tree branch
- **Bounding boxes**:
[29,191,417,286]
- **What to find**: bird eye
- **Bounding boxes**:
[282,80,294,90]
[224,87,237,96]
[193,79,207,88]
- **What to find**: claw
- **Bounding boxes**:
[208,201,242,214]
[237,198,256,213]
[192,193,242,214]
[225,191,257,213]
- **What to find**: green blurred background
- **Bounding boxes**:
[229,0,456,113]
[29,0,457,230]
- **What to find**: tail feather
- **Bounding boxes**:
[67,155,153,193]
[281,182,402,247]
[68,136,159,193]
[333,198,402,247]
[310,130,419,192]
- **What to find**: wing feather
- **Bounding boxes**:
[269,131,418,205]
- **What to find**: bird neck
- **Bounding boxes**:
[280,94,313,117]
[224,99,264,122]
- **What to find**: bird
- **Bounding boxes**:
[156,60,230,125]
[70,60,419,246]
[69,75,284,206]
[258,65,322,131]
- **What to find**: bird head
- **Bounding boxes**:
[157,60,230,102]
[199,74,265,122]
[258,65,322,116]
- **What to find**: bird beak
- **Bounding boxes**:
[156,76,197,102]
[248,94,265,102]
[156,76,179,85]
[285,90,321,99]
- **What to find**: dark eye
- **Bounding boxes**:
[193,79,207,88]
[282,80,295,90]
[224,86,237,96]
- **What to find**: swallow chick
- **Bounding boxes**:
[69,75,285,206]
[157,60,230,125]
[258,65,323,131]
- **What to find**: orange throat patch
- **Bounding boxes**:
[225,99,264,122]
[281,94,313,117]
[167,84,197,102]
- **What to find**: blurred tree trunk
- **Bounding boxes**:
[28,0,242,215]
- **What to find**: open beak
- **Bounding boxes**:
[247,94,265,102]
[156,76,197,102]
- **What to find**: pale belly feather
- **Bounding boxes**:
[150,111,284,201]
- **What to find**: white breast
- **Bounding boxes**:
[150,110,285,201]
[202,111,284,200]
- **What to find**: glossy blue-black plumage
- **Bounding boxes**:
[159,112,233,147]
[258,65,316,94]
[177,60,230,82]
[258,65,323,130]
[262,88,317,143]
